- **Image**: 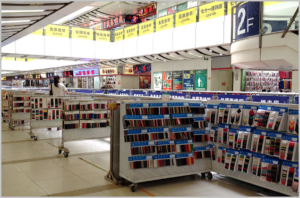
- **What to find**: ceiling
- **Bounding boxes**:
[2,1,71,42]
[1,1,94,46]
[2,43,231,76]
[61,1,154,28]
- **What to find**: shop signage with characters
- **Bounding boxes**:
[133,64,151,74]
[103,15,140,29]
[138,3,157,18]
[199,2,224,21]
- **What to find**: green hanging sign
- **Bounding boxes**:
[195,70,207,91]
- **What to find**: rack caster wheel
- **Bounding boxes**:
[58,149,62,154]
[207,172,213,180]
[63,152,69,158]
[121,178,126,185]
[34,137,38,141]
[201,173,206,178]
[30,136,33,139]
[131,184,137,192]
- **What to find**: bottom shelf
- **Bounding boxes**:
[62,127,110,141]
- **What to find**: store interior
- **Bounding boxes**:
[1,1,299,197]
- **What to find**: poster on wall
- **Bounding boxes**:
[140,75,151,89]
[153,72,162,90]
[195,70,207,91]
[183,70,194,90]
[173,71,183,90]
[162,71,172,90]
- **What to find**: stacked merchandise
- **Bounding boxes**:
[11,95,31,126]
[244,71,280,92]
[2,91,10,122]
[208,102,298,195]
[63,100,108,130]
[31,97,63,121]
[121,101,213,182]
[279,71,292,90]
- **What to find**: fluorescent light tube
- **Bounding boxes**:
[53,6,94,24]
[2,20,30,23]
[2,10,44,13]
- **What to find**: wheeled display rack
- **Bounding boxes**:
[59,98,110,157]
[119,100,213,192]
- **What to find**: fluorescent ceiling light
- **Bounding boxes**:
[89,17,97,20]
[2,20,30,23]
[2,10,45,13]
[97,13,109,17]
[53,6,94,24]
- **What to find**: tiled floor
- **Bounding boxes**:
[2,123,286,197]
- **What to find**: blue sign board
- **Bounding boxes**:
[236,2,260,40]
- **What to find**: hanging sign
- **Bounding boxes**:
[107,100,118,110]
[133,64,151,74]
[95,30,111,42]
[227,2,246,15]
[156,15,174,32]
[74,69,99,76]
[175,7,197,27]
[63,71,73,77]
[103,15,125,29]
[235,2,260,40]
[2,57,15,61]
[138,3,157,18]
[114,29,124,41]
[195,70,207,91]
[199,2,224,21]
[72,27,93,40]
[45,25,69,38]
[124,25,137,39]
[31,28,43,36]
[139,20,154,36]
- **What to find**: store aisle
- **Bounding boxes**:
[2,124,285,197]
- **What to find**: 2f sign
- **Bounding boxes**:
[236,2,260,40]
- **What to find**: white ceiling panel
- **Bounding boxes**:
[2,16,43,21]
[2,11,53,17]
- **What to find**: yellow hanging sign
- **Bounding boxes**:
[45,25,69,38]
[139,20,154,36]
[156,15,173,32]
[264,1,283,6]
[227,2,247,15]
[124,25,138,40]
[114,29,124,42]
[95,30,111,42]
[16,57,26,62]
[175,7,197,27]
[2,57,15,61]
[72,27,93,40]
[199,2,225,21]
[31,28,43,36]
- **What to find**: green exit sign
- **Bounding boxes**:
[204,58,209,60]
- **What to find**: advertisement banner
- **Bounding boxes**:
[175,7,197,27]
[156,15,174,32]
[114,29,124,41]
[95,30,111,42]
[199,2,224,21]
[235,2,260,40]
[172,71,183,90]
[72,27,93,40]
[153,72,162,90]
[195,70,207,91]
[138,3,157,18]
[162,71,172,90]
[133,64,151,74]
[31,28,43,36]
[45,25,69,38]
[183,70,194,90]
[139,20,154,36]
[124,25,138,39]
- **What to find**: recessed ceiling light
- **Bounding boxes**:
[209,49,212,52]
[2,10,45,13]
[220,53,222,55]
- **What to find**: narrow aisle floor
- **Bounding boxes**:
[2,124,285,197]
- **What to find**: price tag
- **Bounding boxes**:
[164,128,169,132]
[267,100,272,103]
[149,141,154,145]
[234,99,238,101]
[274,100,279,104]
[261,100,266,103]
[164,115,169,118]
[230,98,233,101]
[221,98,224,100]
[292,138,297,141]
[146,156,152,160]
[144,104,149,108]
[142,116,148,119]
[239,99,244,101]
[262,132,266,135]
[142,129,147,133]
[187,114,192,117]
[163,103,167,107]
[184,103,189,106]
[225,98,229,101]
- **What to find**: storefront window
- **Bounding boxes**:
[183,70,194,90]
[195,70,207,91]
[153,72,162,90]
[162,71,172,90]
[177,2,187,12]
[172,71,183,90]
[139,75,151,89]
